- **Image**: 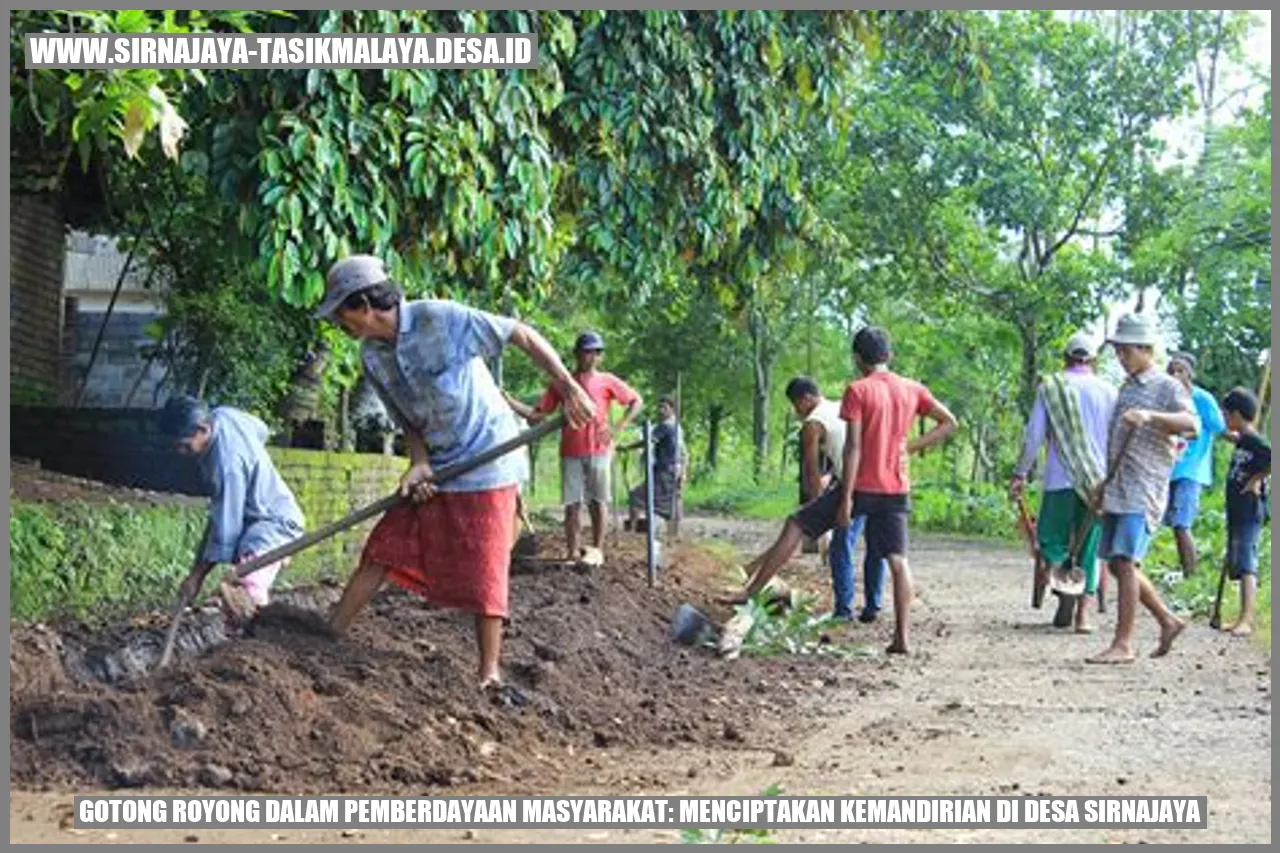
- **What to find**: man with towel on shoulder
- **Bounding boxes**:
[1010,332,1117,633]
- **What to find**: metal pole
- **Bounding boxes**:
[644,419,657,587]
[672,371,683,540]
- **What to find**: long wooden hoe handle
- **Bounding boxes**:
[155,413,564,670]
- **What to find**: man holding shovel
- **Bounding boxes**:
[1087,313,1198,665]
[722,328,958,656]
[315,255,595,693]
[1010,333,1116,633]
[785,376,888,623]
[160,396,306,625]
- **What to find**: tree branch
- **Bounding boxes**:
[1040,148,1114,268]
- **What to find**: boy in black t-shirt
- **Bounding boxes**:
[1221,387,1271,637]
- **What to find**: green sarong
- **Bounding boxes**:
[1036,489,1102,594]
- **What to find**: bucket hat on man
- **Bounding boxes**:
[1107,313,1160,347]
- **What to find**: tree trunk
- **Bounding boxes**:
[1017,323,1040,418]
[748,303,773,483]
[706,404,724,470]
[338,386,353,452]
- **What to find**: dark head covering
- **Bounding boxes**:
[158,395,210,439]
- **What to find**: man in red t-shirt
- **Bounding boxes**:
[836,327,957,654]
[721,328,956,658]
[514,331,642,564]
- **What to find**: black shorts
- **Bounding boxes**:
[856,493,910,557]
[790,487,911,558]
[791,483,844,539]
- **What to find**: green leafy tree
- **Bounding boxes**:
[10,10,269,183]
[1129,88,1271,393]
[846,10,1220,412]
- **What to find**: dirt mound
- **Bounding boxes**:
[11,533,846,794]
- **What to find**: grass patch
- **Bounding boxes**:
[694,537,741,566]
[8,497,363,626]
[681,784,783,844]
[10,499,207,625]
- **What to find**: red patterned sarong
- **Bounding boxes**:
[361,485,518,618]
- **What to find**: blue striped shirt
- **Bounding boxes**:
[198,408,305,564]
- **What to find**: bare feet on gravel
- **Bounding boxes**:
[1151,618,1186,658]
[1226,623,1254,637]
[1073,598,1093,634]
[1086,645,1136,665]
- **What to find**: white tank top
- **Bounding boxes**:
[804,398,846,481]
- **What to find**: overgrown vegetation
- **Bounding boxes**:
[10,500,206,624]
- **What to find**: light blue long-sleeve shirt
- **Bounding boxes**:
[1015,366,1117,492]
[1170,385,1226,486]
[197,407,305,564]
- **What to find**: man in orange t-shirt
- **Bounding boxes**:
[721,328,956,657]
[514,331,642,564]
[836,327,957,654]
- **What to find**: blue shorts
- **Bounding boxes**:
[1101,513,1153,563]
[1227,521,1263,579]
[1162,478,1202,530]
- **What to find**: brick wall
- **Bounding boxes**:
[268,449,403,579]
[10,195,66,401]
[11,406,404,580]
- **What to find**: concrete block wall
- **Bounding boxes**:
[68,307,168,408]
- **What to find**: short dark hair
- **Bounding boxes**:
[1169,352,1196,377]
[784,376,820,402]
[159,395,209,438]
[852,327,892,365]
[1223,387,1259,422]
[341,282,403,313]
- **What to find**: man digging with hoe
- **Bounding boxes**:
[315,255,596,695]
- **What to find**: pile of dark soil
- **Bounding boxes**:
[11,533,858,794]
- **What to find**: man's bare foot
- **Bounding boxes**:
[1151,618,1186,657]
[1086,646,1135,664]
[886,640,909,655]
[1227,623,1253,637]
[1073,599,1092,633]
